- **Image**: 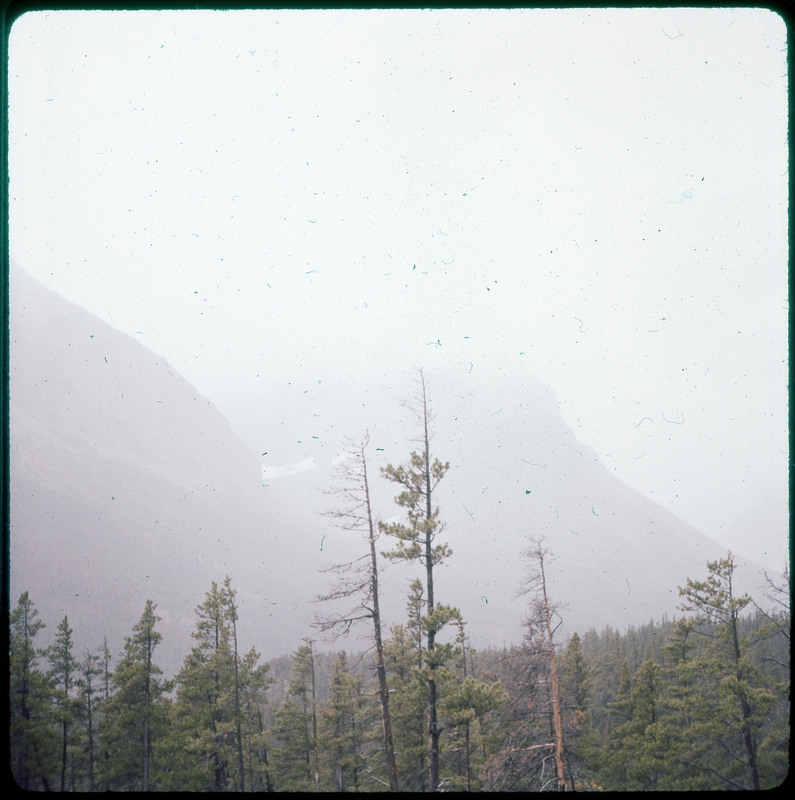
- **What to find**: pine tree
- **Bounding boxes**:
[100,600,167,791]
[574,606,788,791]
[384,621,427,792]
[238,645,274,791]
[47,615,79,791]
[221,576,246,791]
[621,660,667,789]
[678,554,775,790]
[746,570,791,788]
[652,617,708,790]
[585,625,627,753]
[269,643,319,791]
[558,632,596,788]
[162,578,273,791]
[96,636,114,791]
[319,651,367,791]
[438,637,506,791]
[443,617,476,790]
[380,368,453,791]
[597,660,634,789]
[171,581,236,790]
[9,592,57,790]
[77,649,103,791]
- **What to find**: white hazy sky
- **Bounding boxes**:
[8,8,789,553]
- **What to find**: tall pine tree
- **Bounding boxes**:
[99,600,167,791]
[47,615,79,791]
[380,368,453,791]
[171,581,236,790]
[678,554,775,790]
[9,592,57,790]
[269,642,320,792]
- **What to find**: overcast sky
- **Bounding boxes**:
[8,8,788,558]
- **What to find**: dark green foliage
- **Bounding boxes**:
[675,555,779,790]
[577,558,790,792]
[318,651,369,791]
[269,643,319,791]
[436,619,507,791]
[170,581,237,790]
[384,621,428,791]
[9,592,58,790]
[47,616,79,791]
[162,578,273,792]
[75,648,103,791]
[238,645,275,791]
[8,553,789,791]
[98,600,168,791]
[558,632,597,788]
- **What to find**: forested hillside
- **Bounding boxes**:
[10,551,789,791]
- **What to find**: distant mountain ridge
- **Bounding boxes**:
[9,263,346,675]
[9,264,773,676]
[260,366,771,647]
[10,264,259,497]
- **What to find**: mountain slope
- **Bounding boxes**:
[9,264,351,675]
[241,367,774,649]
[9,264,773,675]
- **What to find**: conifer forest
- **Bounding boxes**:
[9,374,790,791]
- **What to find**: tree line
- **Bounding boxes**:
[9,369,790,791]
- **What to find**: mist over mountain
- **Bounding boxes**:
[9,263,355,675]
[9,264,776,676]
[255,367,776,650]
[709,486,789,576]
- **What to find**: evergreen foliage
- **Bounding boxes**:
[47,616,79,791]
[9,592,58,790]
[98,600,168,791]
[9,569,789,792]
[268,642,319,791]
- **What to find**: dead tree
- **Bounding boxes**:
[520,537,567,792]
[315,432,398,792]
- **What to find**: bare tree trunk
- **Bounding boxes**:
[728,580,761,791]
[60,718,68,792]
[362,443,399,792]
[142,631,151,793]
[86,687,95,791]
[309,641,320,792]
[230,593,245,791]
[465,720,472,791]
[317,433,399,790]
[419,371,441,793]
[537,546,566,792]
[253,701,274,791]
